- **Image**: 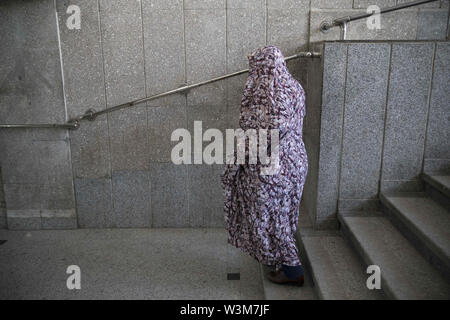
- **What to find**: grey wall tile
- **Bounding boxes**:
[187,83,228,163]
[40,184,76,210]
[0,208,6,229]
[267,8,309,55]
[0,130,76,222]
[0,167,5,208]
[227,0,265,9]
[0,0,66,124]
[74,178,113,228]
[311,0,353,8]
[108,105,149,171]
[111,171,151,228]
[145,0,183,9]
[424,159,450,174]
[339,43,390,199]
[0,130,40,184]
[185,0,225,9]
[302,57,322,226]
[56,0,107,119]
[315,43,347,224]
[188,165,224,227]
[7,217,41,230]
[417,9,448,40]
[36,140,74,186]
[70,115,111,179]
[3,184,41,210]
[382,43,434,183]
[287,58,308,89]
[99,0,146,106]
[354,0,396,8]
[148,101,188,162]
[36,139,76,211]
[226,74,247,130]
[149,163,188,227]
[142,1,185,96]
[425,42,450,162]
[267,0,310,8]
[184,9,226,82]
[226,5,266,72]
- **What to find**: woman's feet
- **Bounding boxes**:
[267,269,305,286]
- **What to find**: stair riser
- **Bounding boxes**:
[380,199,450,283]
[295,234,324,299]
[425,183,450,211]
[338,215,395,300]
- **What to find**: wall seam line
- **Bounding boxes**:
[377,43,393,196]
[140,0,152,228]
[335,43,349,215]
[97,0,113,228]
[54,0,78,229]
[182,0,190,227]
[421,42,438,174]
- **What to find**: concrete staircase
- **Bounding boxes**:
[297,173,450,300]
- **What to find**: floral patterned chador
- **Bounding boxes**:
[221,46,308,267]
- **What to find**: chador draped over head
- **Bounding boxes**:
[221,46,308,267]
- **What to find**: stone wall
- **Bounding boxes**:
[304,40,450,229]
[0,0,449,229]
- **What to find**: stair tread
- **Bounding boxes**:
[423,174,450,198]
[383,194,450,265]
[259,265,317,300]
[340,215,450,300]
[301,232,383,300]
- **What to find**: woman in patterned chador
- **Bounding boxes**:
[222,46,308,286]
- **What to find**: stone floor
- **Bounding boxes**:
[0,228,264,300]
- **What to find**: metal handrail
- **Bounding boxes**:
[320,0,441,39]
[0,123,79,129]
[0,51,320,130]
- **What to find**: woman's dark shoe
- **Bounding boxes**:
[267,269,304,286]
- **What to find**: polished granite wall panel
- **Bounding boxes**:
[188,165,224,227]
[314,42,347,228]
[184,8,226,83]
[111,170,151,228]
[0,0,66,125]
[56,0,107,119]
[0,168,5,229]
[226,0,266,72]
[381,43,434,192]
[267,4,310,56]
[142,0,186,97]
[99,0,146,107]
[99,0,148,175]
[149,163,189,227]
[424,42,450,173]
[74,177,113,228]
[148,101,188,163]
[70,115,111,179]
[108,105,149,172]
[0,1,76,229]
[339,43,390,200]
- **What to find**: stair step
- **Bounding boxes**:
[381,193,450,278]
[259,264,317,300]
[422,174,450,210]
[299,229,384,300]
[338,214,450,300]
